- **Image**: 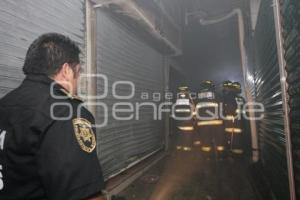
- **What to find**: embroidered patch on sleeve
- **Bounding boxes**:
[72,118,96,153]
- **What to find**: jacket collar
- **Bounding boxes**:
[25,74,83,102]
[25,74,53,85]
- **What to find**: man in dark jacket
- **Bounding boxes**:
[0,33,105,200]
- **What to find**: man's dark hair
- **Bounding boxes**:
[23,33,81,76]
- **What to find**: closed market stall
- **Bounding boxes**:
[95,9,165,179]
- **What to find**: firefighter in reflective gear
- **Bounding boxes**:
[222,81,244,155]
[174,86,195,152]
[195,81,225,155]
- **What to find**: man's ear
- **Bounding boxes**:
[61,63,71,80]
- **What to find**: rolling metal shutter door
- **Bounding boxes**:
[96,10,165,179]
[254,0,289,199]
[0,0,85,98]
[282,0,300,198]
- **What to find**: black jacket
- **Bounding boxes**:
[0,74,104,200]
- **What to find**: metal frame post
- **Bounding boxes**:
[273,0,296,199]
[163,57,171,151]
[86,0,97,116]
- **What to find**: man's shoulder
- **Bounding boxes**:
[0,80,93,122]
[0,81,63,119]
[0,79,48,104]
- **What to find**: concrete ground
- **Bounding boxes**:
[116,147,258,200]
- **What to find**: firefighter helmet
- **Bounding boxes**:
[232,82,242,94]
[200,80,215,92]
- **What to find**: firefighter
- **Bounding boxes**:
[222,81,244,156]
[195,81,225,157]
[174,86,195,152]
[0,33,105,200]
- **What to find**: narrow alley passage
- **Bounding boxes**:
[118,136,258,200]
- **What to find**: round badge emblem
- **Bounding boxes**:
[72,118,96,153]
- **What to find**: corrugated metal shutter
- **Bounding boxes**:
[0,0,85,98]
[95,10,165,179]
[254,0,290,199]
[282,0,300,198]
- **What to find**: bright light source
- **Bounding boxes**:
[194,141,201,145]
[217,146,225,151]
[197,120,223,126]
[201,146,212,152]
[179,86,188,90]
[225,128,242,133]
[183,147,192,151]
[232,149,243,154]
[235,108,245,114]
[225,115,235,120]
[178,126,194,131]
[247,74,254,83]
[177,146,192,151]
[175,109,191,113]
[196,102,218,108]
[176,99,190,105]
